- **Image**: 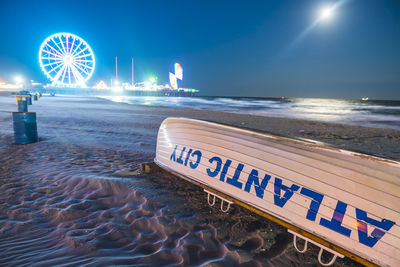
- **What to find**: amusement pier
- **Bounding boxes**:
[0,32,199,97]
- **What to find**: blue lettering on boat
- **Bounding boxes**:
[176,147,186,164]
[300,187,324,221]
[170,145,177,161]
[274,178,300,208]
[356,208,395,247]
[207,156,222,177]
[245,169,271,198]
[219,159,231,182]
[189,150,202,169]
[169,145,396,248]
[226,163,244,189]
[184,148,193,166]
[320,201,352,237]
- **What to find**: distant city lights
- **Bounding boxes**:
[1,35,197,94]
[93,80,109,90]
[0,81,21,90]
[14,76,24,85]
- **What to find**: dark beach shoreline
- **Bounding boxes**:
[1,94,398,266]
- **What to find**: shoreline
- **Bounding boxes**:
[1,94,399,160]
[100,95,400,160]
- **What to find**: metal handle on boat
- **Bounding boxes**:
[204,190,233,212]
[206,190,216,206]
[292,233,308,253]
[318,247,338,266]
[288,230,344,266]
[220,199,233,213]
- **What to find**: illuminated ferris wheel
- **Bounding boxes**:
[39,33,95,86]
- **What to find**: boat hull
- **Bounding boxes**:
[155,117,400,266]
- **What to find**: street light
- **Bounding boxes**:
[14,75,24,88]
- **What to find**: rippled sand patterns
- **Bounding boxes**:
[0,136,298,266]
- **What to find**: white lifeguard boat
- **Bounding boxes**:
[154,117,400,266]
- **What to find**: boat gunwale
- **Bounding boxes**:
[163,117,400,166]
[158,127,400,185]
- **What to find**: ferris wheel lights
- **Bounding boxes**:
[39,33,95,87]
[63,55,74,65]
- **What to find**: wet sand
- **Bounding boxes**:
[1,94,398,266]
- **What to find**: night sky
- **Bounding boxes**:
[0,0,399,99]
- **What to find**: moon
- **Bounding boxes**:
[319,7,334,20]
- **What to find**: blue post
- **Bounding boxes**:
[17,100,28,112]
[12,112,38,144]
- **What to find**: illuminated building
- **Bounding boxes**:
[93,80,109,90]
[0,81,21,90]
[169,62,183,89]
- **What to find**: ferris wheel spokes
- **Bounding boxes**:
[51,37,65,56]
[40,33,95,86]
[59,35,67,55]
[46,43,63,57]
[73,63,90,76]
[71,39,83,57]
[69,36,76,54]
[52,65,66,84]
[42,49,62,59]
[70,65,85,84]
[42,61,63,68]
[68,65,71,84]
[66,35,69,55]
[73,46,90,58]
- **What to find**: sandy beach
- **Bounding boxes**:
[1,94,399,266]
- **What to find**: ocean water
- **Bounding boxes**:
[102,96,400,130]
